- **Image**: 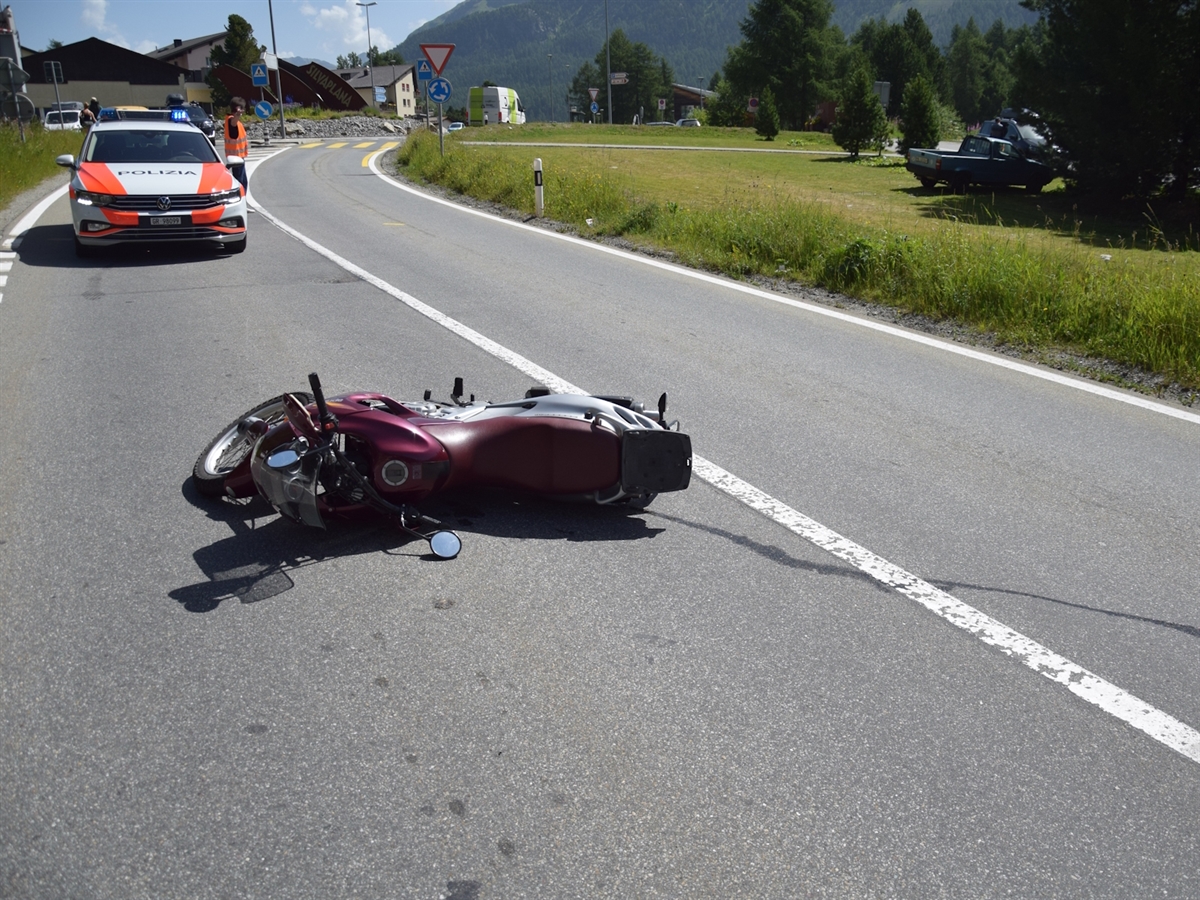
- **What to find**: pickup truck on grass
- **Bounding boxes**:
[906,135,1053,193]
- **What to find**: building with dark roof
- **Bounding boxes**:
[22,37,211,111]
[146,31,228,82]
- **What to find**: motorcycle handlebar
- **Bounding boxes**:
[308,372,336,433]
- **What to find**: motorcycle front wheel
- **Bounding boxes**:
[192,393,313,497]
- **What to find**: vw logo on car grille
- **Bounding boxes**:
[156,196,172,211]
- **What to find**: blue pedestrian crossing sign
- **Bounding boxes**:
[427,77,452,104]
[416,59,432,82]
[251,63,269,86]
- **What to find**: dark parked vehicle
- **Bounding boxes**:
[165,93,215,141]
[979,116,1046,159]
[906,135,1054,193]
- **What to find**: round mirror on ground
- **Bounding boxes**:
[266,448,300,469]
[428,531,462,559]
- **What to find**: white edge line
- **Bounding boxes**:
[7,184,70,239]
[246,150,1200,765]
[366,152,1200,427]
[694,457,1200,764]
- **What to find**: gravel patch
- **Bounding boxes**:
[245,115,426,141]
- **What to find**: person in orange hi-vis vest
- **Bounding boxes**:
[224,97,249,192]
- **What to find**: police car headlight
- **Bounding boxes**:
[210,187,243,204]
[75,191,115,207]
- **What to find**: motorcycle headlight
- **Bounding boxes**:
[210,187,243,204]
[75,190,115,207]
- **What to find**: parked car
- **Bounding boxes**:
[44,109,83,131]
[979,116,1046,159]
[906,135,1054,193]
[179,102,215,141]
[676,118,701,127]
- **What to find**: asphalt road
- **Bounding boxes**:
[1,140,1198,899]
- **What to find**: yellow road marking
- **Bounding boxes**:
[299,141,323,148]
[353,141,375,148]
[327,141,348,148]
[379,141,399,150]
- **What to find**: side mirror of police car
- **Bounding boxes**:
[56,154,77,169]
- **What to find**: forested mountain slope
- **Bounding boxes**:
[396,0,1036,122]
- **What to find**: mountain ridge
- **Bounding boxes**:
[396,0,1038,122]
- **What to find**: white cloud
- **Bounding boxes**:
[81,0,129,48]
[301,0,392,57]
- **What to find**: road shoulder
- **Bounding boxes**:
[1,172,70,238]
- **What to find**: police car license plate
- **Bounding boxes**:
[150,216,181,226]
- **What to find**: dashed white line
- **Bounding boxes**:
[244,157,1200,765]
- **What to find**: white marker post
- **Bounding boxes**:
[533,158,544,218]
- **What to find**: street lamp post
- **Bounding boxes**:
[548,53,552,123]
[604,0,612,124]
[267,0,286,138]
[356,1,377,107]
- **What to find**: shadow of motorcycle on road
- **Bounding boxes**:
[172,481,664,613]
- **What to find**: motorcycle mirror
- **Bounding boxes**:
[658,392,668,423]
[266,448,300,469]
[428,530,462,560]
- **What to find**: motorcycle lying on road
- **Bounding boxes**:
[193,373,692,558]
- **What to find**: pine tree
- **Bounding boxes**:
[723,0,837,130]
[207,15,264,111]
[899,73,939,155]
[756,87,781,140]
[1017,0,1199,199]
[832,60,887,158]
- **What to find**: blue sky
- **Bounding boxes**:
[12,0,460,63]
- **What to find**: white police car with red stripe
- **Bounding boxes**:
[56,109,248,258]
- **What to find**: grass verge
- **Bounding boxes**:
[399,127,1200,394]
[0,124,84,214]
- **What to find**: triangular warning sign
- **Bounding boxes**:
[420,43,455,76]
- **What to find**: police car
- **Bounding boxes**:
[55,109,247,258]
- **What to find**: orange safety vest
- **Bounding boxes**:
[224,116,248,158]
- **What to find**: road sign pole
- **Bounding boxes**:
[439,102,444,157]
[45,61,62,117]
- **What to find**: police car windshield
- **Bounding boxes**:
[85,129,221,164]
